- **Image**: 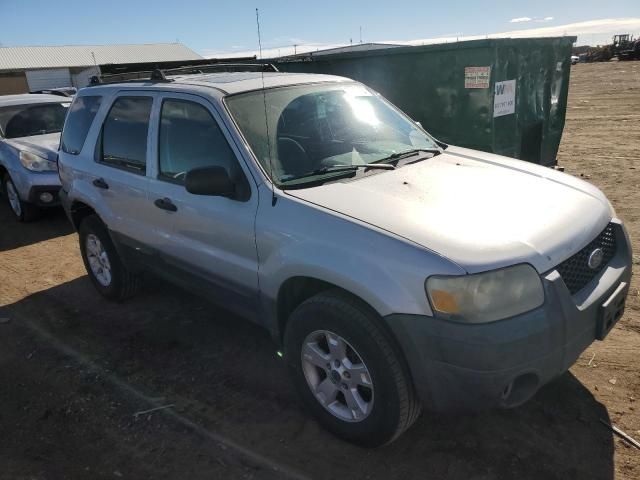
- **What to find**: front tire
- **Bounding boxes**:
[284,290,421,446]
[3,174,40,222]
[79,215,139,301]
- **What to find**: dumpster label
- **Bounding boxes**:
[464,66,491,88]
[493,80,516,117]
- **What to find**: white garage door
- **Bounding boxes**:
[26,68,72,91]
[72,66,100,88]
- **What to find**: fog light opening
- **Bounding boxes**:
[39,192,54,203]
[502,381,513,400]
[501,373,539,408]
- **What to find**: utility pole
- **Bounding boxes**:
[359,26,362,43]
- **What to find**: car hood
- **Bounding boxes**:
[4,132,60,162]
[285,146,613,274]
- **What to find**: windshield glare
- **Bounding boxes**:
[0,103,69,139]
[225,84,438,186]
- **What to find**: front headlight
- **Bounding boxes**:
[426,264,544,324]
[19,150,57,172]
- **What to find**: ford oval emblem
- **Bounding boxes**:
[587,248,604,270]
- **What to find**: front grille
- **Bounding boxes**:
[556,223,617,295]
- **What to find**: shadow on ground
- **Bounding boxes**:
[0,200,73,251]
[0,276,615,480]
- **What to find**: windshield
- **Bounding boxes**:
[0,102,69,139]
[225,83,438,187]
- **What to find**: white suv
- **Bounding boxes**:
[58,65,632,446]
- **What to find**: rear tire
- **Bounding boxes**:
[284,289,421,446]
[79,215,139,301]
[3,174,40,222]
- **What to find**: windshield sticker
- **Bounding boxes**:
[464,66,491,88]
[493,79,516,117]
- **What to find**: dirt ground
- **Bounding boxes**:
[0,61,638,480]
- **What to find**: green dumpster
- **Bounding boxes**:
[274,37,576,166]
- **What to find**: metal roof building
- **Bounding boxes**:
[0,43,203,95]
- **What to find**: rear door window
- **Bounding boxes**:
[61,96,102,154]
[100,96,152,174]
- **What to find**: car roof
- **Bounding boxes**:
[0,93,72,107]
[85,71,354,97]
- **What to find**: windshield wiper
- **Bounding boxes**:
[375,148,442,165]
[314,163,396,174]
[285,163,395,181]
[280,163,395,188]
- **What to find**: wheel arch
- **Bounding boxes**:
[275,276,403,355]
[69,200,99,230]
[276,276,337,342]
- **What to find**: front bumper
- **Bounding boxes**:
[9,168,61,207]
[385,220,633,412]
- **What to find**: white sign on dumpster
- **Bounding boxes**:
[493,79,516,117]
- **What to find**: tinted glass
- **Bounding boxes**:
[159,99,237,183]
[61,96,102,154]
[0,102,69,139]
[102,96,152,172]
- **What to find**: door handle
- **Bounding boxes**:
[154,197,177,212]
[92,178,109,190]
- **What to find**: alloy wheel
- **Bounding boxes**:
[85,234,112,286]
[301,330,374,422]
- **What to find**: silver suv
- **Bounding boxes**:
[58,66,632,446]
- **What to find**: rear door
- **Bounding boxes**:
[88,92,157,248]
[146,92,260,319]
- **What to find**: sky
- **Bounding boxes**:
[1,0,639,57]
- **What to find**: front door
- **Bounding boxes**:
[146,93,260,320]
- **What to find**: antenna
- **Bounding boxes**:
[91,51,100,77]
[256,8,277,207]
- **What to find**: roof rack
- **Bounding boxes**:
[88,63,279,86]
[164,63,279,75]
[89,68,173,86]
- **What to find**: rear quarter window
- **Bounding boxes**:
[61,96,102,154]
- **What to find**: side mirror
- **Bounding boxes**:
[185,166,235,197]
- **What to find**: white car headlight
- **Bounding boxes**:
[426,264,544,324]
[19,150,57,172]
